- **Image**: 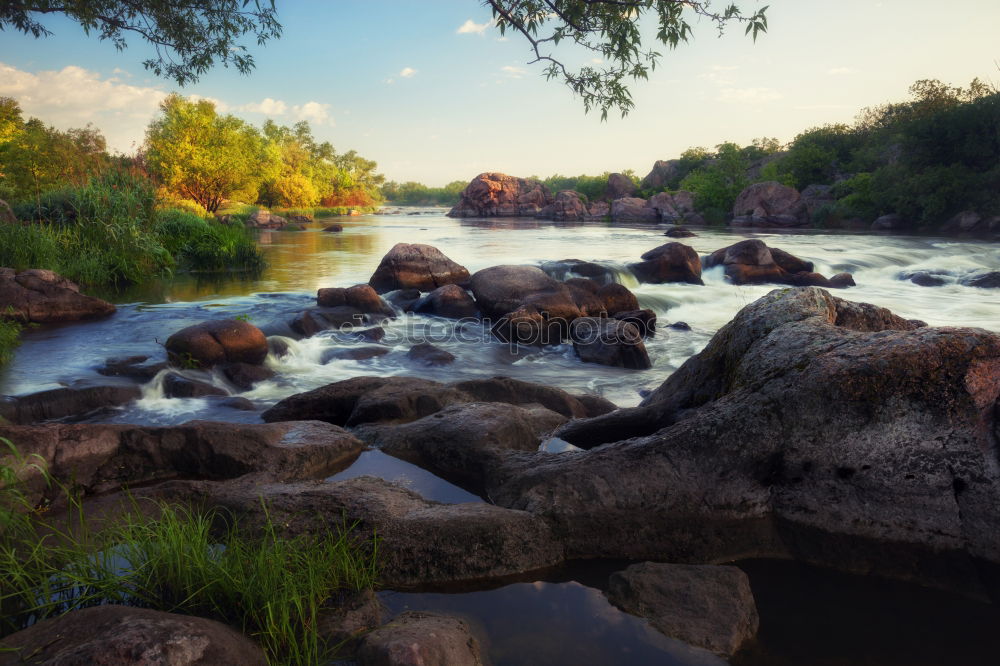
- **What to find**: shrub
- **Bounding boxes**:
[0,319,21,367]
[155,209,265,273]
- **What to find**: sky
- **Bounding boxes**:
[1,0,998,186]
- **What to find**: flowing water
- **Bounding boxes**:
[3,210,999,664]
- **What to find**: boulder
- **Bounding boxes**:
[872,213,908,231]
[539,260,614,284]
[368,243,471,293]
[491,288,1000,597]
[358,401,567,494]
[246,209,287,229]
[165,319,268,369]
[413,284,478,319]
[606,173,638,200]
[220,362,275,391]
[0,606,267,666]
[962,272,1000,289]
[606,562,759,657]
[317,284,394,316]
[536,190,590,221]
[570,317,652,370]
[357,612,484,666]
[630,243,703,285]
[96,355,167,383]
[565,281,607,317]
[664,226,697,238]
[290,307,368,337]
[323,223,344,232]
[640,159,680,191]
[645,192,680,221]
[317,589,382,655]
[943,210,983,233]
[321,346,391,363]
[162,372,228,398]
[731,181,807,226]
[406,343,455,367]
[453,376,597,419]
[0,385,141,425]
[613,309,656,338]
[469,264,580,326]
[587,200,610,218]
[611,197,658,223]
[0,268,115,323]
[596,283,639,315]
[448,172,553,217]
[901,271,948,287]
[704,240,850,288]
[351,326,386,343]
[2,420,364,500]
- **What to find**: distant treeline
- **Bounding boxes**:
[388,77,1000,228]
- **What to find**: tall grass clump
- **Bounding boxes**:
[0,439,376,664]
[0,319,22,367]
[154,209,266,273]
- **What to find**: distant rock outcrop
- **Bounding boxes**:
[448,172,552,217]
[640,160,680,191]
[731,181,808,227]
[606,172,637,200]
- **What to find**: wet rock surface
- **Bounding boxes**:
[630,242,703,285]
[368,243,471,294]
[0,384,141,424]
[164,319,268,369]
[0,605,267,666]
[570,317,652,369]
[606,562,759,657]
[704,239,853,288]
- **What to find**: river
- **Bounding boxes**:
[3,210,999,664]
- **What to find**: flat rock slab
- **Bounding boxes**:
[0,605,266,666]
[358,611,484,666]
[165,475,564,587]
[0,420,363,500]
[606,562,759,657]
[0,385,141,424]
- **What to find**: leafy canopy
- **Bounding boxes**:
[488,0,768,118]
[0,0,281,86]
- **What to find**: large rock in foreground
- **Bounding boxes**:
[0,605,267,666]
[368,243,470,294]
[606,562,759,657]
[0,268,115,323]
[165,319,268,369]
[448,172,552,217]
[491,288,1000,596]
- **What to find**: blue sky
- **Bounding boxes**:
[1,0,998,185]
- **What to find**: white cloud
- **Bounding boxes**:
[717,87,783,104]
[385,78,395,85]
[238,97,288,115]
[292,101,333,126]
[590,58,604,65]
[399,67,417,78]
[828,67,853,76]
[501,65,527,79]
[457,19,491,35]
[0,61,167,153]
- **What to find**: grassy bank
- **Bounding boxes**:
[0,320,20,367]
[0,439,378,664]
[2,170,265,287]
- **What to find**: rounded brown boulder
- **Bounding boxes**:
[165,319,268,369]
[629,243,703,285]
[368,243,470,294]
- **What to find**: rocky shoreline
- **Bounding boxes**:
[1,235,999,664]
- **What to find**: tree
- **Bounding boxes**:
[487,1,768,118]
[3,2,765,116]
[0,0,281,86]
[145,94,264,212]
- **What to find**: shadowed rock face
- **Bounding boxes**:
[487,288,1000,596]
[703,240,854,288]
[0,605,267,666]
[0,268,115,323]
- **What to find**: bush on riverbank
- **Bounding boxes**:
[0,170,266,286]
[0,438,378,665]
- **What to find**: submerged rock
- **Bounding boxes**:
[162,372,228,398]
[962,271,1000,289]
[606,562,759,658]
[0,605,267,666]
[570,317,652,370]
[96,355,167,382]
[358,611,485,666]
[0,268,115,323]
[406,342,455,367]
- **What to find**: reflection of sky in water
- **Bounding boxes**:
[3,211,999,418]
[327,450,482,505]
[380,580,724,666]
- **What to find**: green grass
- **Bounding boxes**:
[0,319,21,368]
[154,209,266,273]
[0,438,378,665]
